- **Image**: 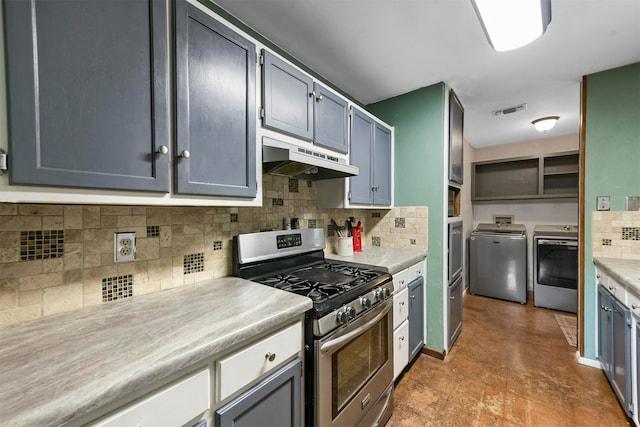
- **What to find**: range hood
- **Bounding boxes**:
[262,137,358,180]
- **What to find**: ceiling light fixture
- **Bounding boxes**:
[471,0,552,52]
[532,116,559,132]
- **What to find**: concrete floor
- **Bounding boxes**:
[387,292,631,426]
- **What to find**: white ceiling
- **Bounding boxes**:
[211,0,640,148]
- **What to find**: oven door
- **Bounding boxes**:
[536,239,578,289]
[316,299,394,427]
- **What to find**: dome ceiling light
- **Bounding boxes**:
[471,0,552,52]
[532,116,559,132]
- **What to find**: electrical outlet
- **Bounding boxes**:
[115,232,136,262]
[596,196,610,211]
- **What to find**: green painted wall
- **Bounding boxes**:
[367,84,446,352]
[584,62,640,359]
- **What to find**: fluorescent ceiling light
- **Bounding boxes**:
[532,116,559,132]
[471,0,552,52]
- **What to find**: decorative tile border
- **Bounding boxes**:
[102,275,133,302]
[20,230,64,261]
[147,225,160,237]
[184,253,204,275]
[288,178,299,193]
[622,227,640,241]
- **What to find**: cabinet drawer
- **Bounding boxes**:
[409,261,425,281]
[92,369,210,427]
[393,268,410,292]
[627,289,640,318]
[393,287,409,329]
[217,322,302,401]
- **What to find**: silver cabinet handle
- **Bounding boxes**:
[309,91,316,98]
[316,94,323,101]
[608,285,614,291]
[633,303,639,310]
[399,336,405,341]
[156,145,169,155]
[450,295,455,300]
[399,301,405,306]
[179,150,190,159]
[410,295,415,299]
[265,352,276,362]
[596,274,601,279]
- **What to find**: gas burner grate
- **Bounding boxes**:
[324,262,382,281]
[259,273,351,301]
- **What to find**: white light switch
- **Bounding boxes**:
[596,196,610,211]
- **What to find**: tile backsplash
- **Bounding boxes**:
[0,175,428,326]
[592,211,640,260]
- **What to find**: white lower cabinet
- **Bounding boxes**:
[90,321,304,427]
[92,369,210,427]
[392,260,426,380]
[217,322,301,400]
[393,320,409,380]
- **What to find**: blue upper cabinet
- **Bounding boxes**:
[261,51,349,154]
[174,0,257,197]
[3,0,170,192]
[373,122,392,206]
[349,107,392,206]
[449,89,464,184]
[312,83,349,154]
[349,108,375,204]
[262,50,314,141]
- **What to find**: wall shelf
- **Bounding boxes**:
[472,151,579,201]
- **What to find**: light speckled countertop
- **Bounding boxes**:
[0,277,312,427]
[594,257,640,294]
[326,247,427,274]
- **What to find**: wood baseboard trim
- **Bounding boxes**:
[422,346,446,360]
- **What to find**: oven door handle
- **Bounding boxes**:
[372,385,393,427]
[320,301,392,353]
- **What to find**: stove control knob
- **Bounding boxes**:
[374,289,383,301]
[382,288,392,298]
[346,306,357,319]
[336,310,349,324]
[360,297,372,309]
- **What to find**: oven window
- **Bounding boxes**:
[332,316,388,417]
[537,243,578,288]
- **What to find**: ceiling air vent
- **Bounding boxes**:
[492,103,527,116]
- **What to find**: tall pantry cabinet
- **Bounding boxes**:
[367,83,465,356]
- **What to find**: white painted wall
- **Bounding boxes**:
[468,133,580,289]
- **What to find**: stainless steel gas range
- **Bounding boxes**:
[233,228,394,427]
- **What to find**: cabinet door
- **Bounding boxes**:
[313,83,349,153]
[4,0,169,192]
[373,122,392,206]
[262,50,313,141]
[598,285,612,377]
[175,1,257,197]
[215,358,302,427]
[449,89,464,184]
[448,276,463,348]
[349,108,374,204]
[448,221,463,282]
[408,277,424,362]
[610,295,633,417]
[393,320,409,380]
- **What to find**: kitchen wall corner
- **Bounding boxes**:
[0,175,428,326]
